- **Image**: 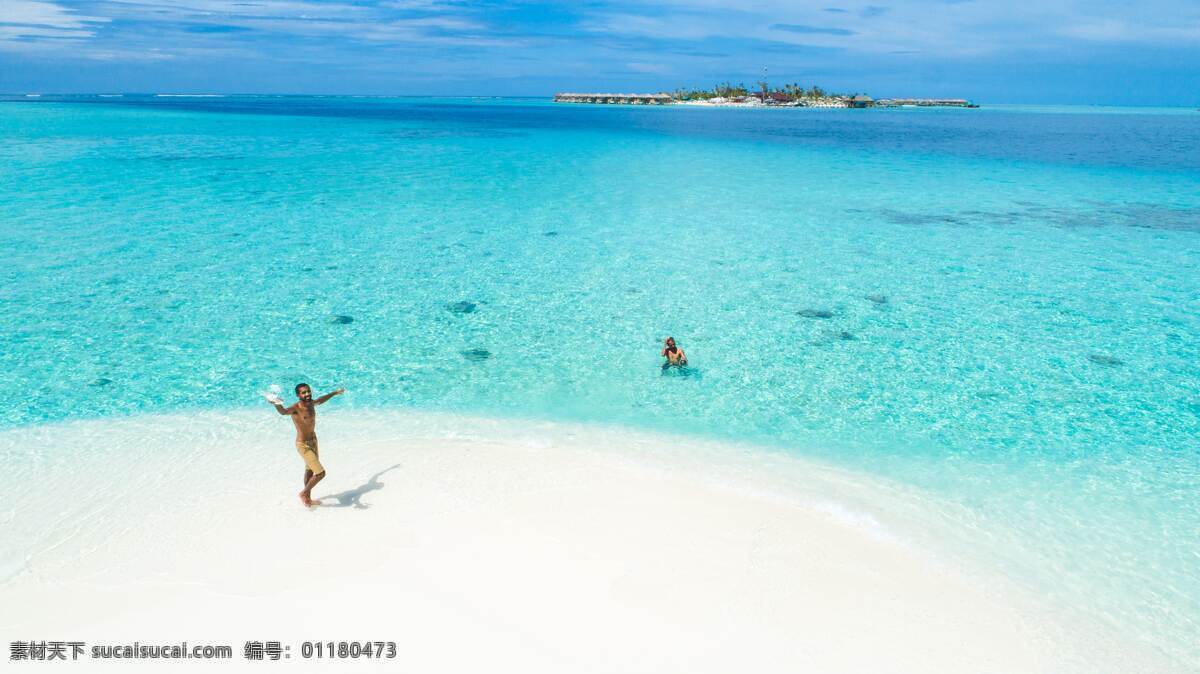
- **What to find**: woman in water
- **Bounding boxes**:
[661,336,688,370]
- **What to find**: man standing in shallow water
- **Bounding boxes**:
[269,383,345,507]
[661,336,688,370]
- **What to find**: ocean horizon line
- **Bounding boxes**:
[3,92,1200,109]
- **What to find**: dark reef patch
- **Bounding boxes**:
[811,330,857,345]
[871,202,1200,233]
[461,348,491,362]
[331,314,355,324]
[798,309,834,319]
[447,301,477,314]
[877,209,970,227]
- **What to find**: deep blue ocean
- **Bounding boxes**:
[1,95,1197,665]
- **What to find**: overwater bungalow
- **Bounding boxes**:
[554,93,673,105]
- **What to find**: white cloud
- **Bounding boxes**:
[626,61,673,74]
[580,13,723,41]
[0,0,510,56]
[379,0,461,9]
[0,0,109,42]
[1060,18,1200,42]
[98,0,370,22]
[581,0,1200,56]
[6,0,1199,66]
[1,0,106,28]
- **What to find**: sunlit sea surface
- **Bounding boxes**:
[1,95,1197,666]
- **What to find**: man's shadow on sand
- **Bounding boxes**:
[315,464,402,510]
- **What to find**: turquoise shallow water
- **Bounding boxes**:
[1,96,1198,666]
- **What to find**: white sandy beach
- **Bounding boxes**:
[0,409,1174,672]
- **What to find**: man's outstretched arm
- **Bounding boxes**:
[315,388,346,405]
[272,402,295,415]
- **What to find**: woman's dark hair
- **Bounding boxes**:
[295,383,310,394]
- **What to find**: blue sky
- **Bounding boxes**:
[1,1,1197,103]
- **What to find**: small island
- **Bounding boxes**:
[555,82,977,108]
